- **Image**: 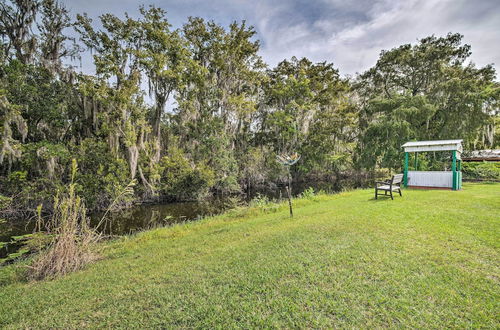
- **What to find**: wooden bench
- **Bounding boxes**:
[375,174,403,200]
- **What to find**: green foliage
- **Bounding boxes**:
[462,161,500,180]
[75,139,133,209]
[7,170,26,184]
[0,194,11,210]
[249,193,280,213]
[1,60,76,142]
[222,196,243,209]
[356,33,499,169]
[0,232,53,265]
[300,187,315,199]
[249,193,271,207]
[159,147,215,200]
[0,0,498,220]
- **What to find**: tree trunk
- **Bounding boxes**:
[128,144,139,179]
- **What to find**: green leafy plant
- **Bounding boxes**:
[462,162,500,180]
[249,193,270,207]
[300,187,315,199]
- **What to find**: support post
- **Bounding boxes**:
[452,150,457,190]
[404,152,409,187]
[458,158,462,190]
[287,170,293,217]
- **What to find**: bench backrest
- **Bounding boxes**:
[392,174,404,185]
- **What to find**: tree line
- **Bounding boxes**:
[1,0,498,214]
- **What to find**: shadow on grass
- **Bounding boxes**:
[368,190,404,201]
[368,196,402,202]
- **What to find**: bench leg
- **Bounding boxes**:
[375,189,378,199]
[390,190,394,200]
[398,189,402,197]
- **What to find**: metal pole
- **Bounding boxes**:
[287,169,293,217]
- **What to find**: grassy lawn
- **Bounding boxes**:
[0,183,499,328]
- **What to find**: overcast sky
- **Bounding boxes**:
[64,0,500,77]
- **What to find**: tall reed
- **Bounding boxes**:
[27,160,97,280]
[27,159,136,280]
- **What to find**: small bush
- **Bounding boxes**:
[0,195,12,210]
[223,196,242,209]
[249,194,280,213]
[300,187,315,199]
[76,139,133,210]
[462,161,500,180]
[249,193,270,207]
[159,147,215,201]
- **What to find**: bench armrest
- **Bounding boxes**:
[376,181,390,185]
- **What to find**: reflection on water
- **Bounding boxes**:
[0,199,228,260]
[90,200,228,236]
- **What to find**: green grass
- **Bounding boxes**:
[0,183,499,328]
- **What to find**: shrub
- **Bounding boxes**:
[249,193,280,213]
[75,139,133,210]
[462,161,500,180]
[0,194,12,210]
[249,193,270,207]
[159,147,215,201]
[222,196,242,209]
[300,187,315,199]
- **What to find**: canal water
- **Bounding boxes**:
[0,178,358,263]
[0,199,228,261]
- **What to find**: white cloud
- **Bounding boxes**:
[253,0,500,76]
[65,0,500,78]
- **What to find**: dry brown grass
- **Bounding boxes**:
[26,160,136,281]
[26,160,99,281]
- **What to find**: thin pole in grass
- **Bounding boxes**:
[276,153,301,217]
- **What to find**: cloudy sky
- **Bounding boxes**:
[64,0,500,77]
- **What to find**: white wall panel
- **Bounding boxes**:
[407,171,453,188]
